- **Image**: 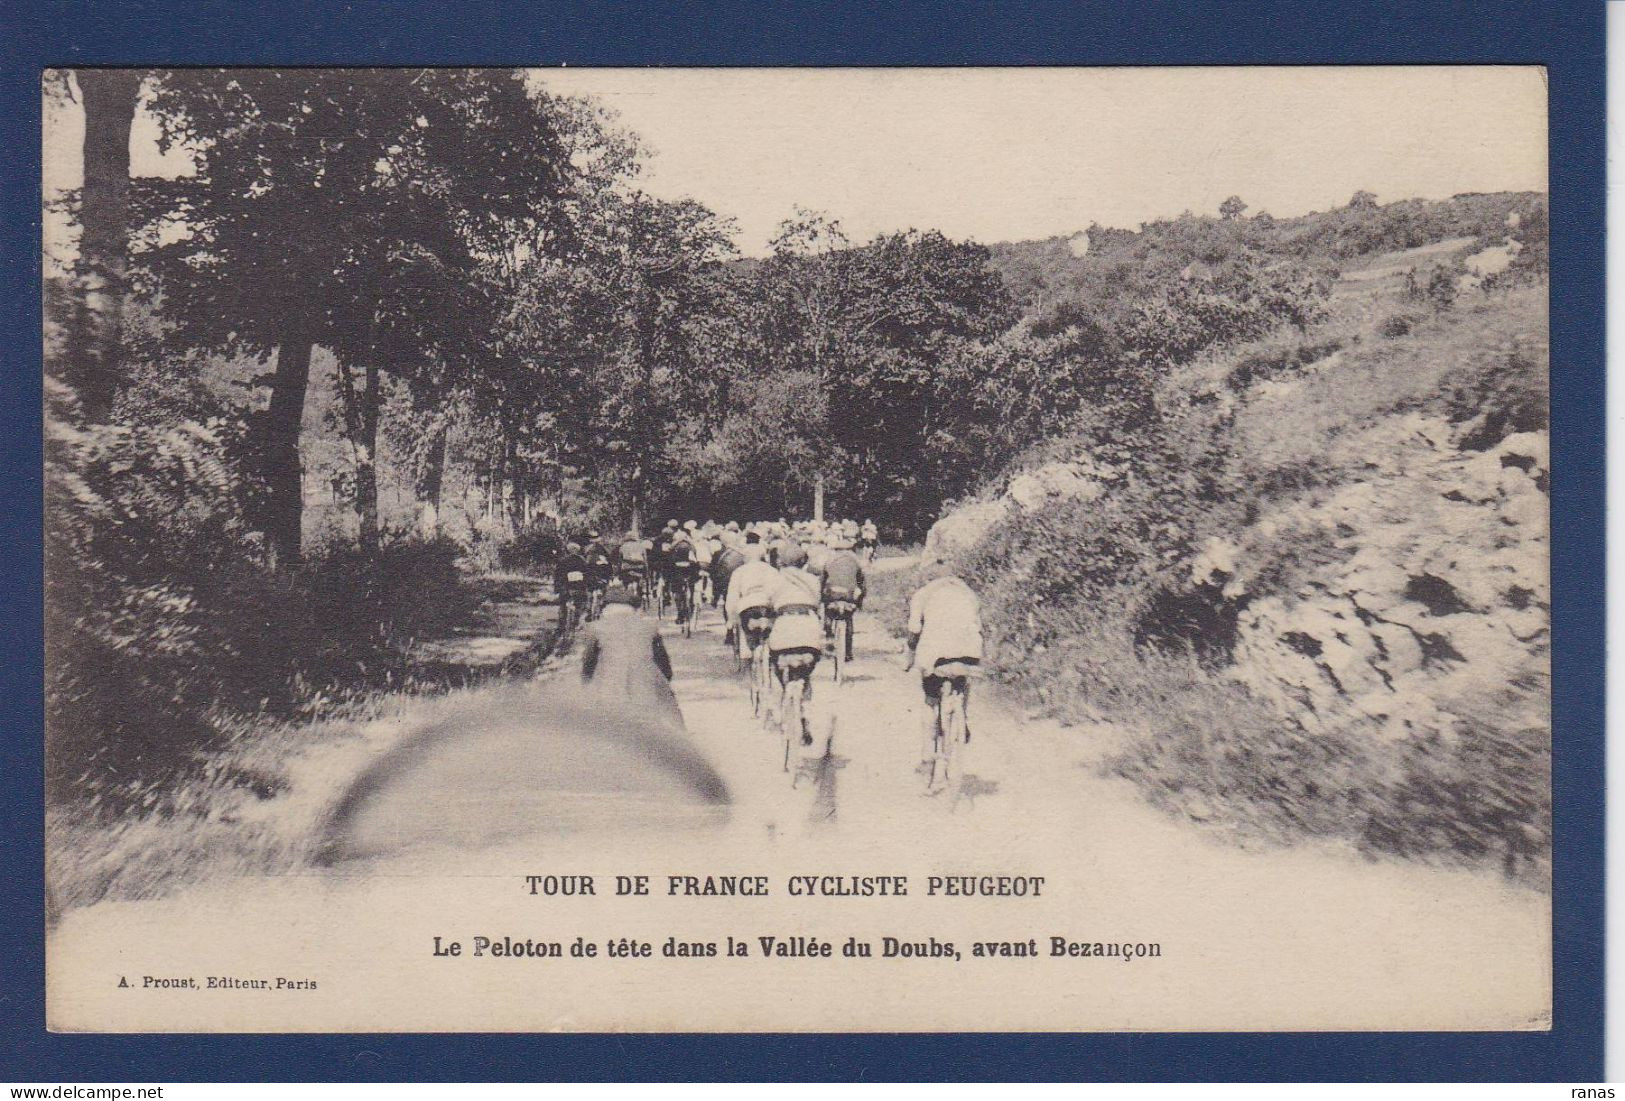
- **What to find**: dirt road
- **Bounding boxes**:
[47,581,1551,1032]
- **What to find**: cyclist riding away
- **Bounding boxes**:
[906,558,985,758]
[725,534,780,665]
[667,525,699,630]
[583,530,614,618]
[688,520,716,605]
[821,533,867,663]
[617,530,649,603]
[766,543,825,746]
[711,532,747,620]
[555,540,592,634]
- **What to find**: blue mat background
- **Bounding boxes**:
[0,0,1604,1081]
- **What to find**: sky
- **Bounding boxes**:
[44,66,1548,260]
[527,66,1548,254]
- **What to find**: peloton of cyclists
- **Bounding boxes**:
[556,514,879,647]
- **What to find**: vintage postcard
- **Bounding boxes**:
[43,65,1551,1032]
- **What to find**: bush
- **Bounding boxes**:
[496,522,563,574]
[1378,313,1421,339]
[45,382,252,808]
[1405,262,1463,311]
[46,375,477,811]
[1440,342,1549,452]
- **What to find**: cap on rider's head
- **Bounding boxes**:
[684,520,698,531]
[779,543,809,569]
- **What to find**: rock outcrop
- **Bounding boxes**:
[924,457,1117,559]
[1211,414,1548,744]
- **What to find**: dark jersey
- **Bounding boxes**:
[555,552,591,594]
[667,538,696,572]
[822,550,866,601]
[584,542,614,585]
[646,536,671,574]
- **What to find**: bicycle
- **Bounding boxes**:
[558,587,586,645]
[672,569,697,638]
[739,609,775,718]
[925,661,978,793]
[779,674,805,772]
[774,650,819,773]
[617,568,647,612]
[824,598,858,684]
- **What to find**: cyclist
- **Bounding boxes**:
[711,534,747,618]
[582,530,614,618]
[804,529,833,579]
[617,529,649,604]
[580,581,674,703]
[726,534,781,695]
[766,543,825,746]
[859,518,880,561]
[554,540,592,633]
[667,525,700,629]
[768,526,802,569]
[688,520,716,605]
[644,521,674,614]
[820,533,867,663]
[906,558,985,755]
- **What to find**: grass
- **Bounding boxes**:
[47,569,562,916]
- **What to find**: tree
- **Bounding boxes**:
[699,215,1013,528]
[65,69,145,423]
[1349,189,1379,211]
[1219,195,1248,221]
[141,69,575,562]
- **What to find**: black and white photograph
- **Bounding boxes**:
[42,65,1551,1032]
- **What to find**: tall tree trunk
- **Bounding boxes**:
[354,360,381,554]
[263,340,313,569]
[503,435,523,534]
[813,472,826,523]
[75,69,142,423]
[335,354,382,554]
[415,424,447,538]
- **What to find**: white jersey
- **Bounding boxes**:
[767,567,825,652]
[908,576,984,679]
[726,559,780,620]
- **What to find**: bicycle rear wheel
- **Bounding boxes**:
[940,686,966,789]
[781,680,802,772]
[678,579,694,637]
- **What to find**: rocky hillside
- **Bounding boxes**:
[928,234,1550,882]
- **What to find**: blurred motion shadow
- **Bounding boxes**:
[317,588,728,865]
